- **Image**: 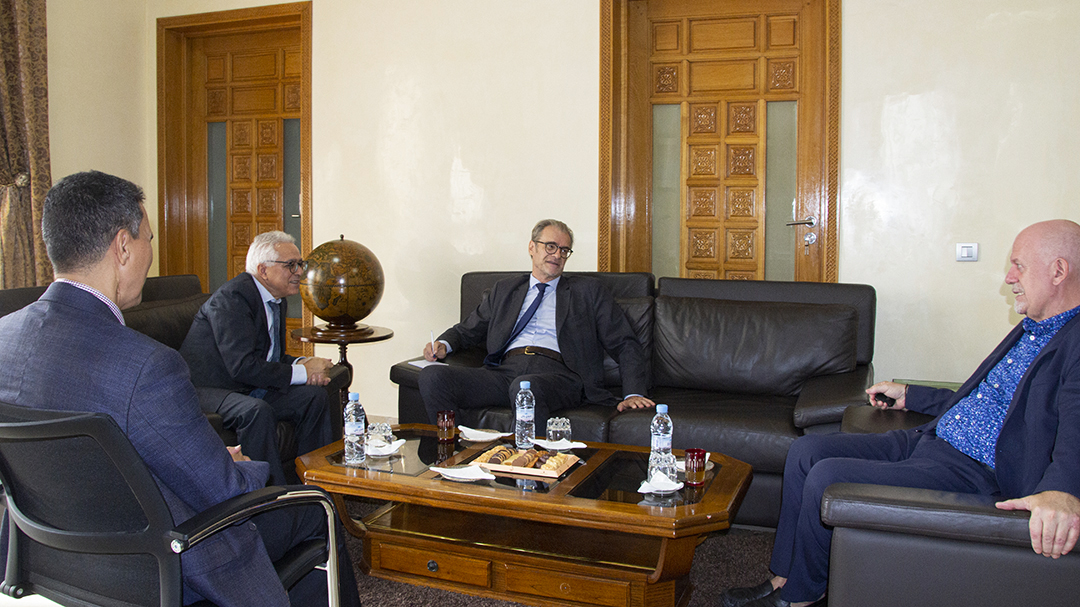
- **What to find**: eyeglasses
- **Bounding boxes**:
[533,240,573,259]
[268,259,308,273]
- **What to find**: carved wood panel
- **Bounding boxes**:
[602,0,837,283]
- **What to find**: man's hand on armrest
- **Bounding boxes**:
[866,381,909,410]
[617,395,655,412]
[996,490,1080,558]
[302,356,333,386]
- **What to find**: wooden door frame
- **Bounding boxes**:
[156,2,313,287]
[598,0,841,282]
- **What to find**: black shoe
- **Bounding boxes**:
[744,587,828,607]
[718,580,775,607]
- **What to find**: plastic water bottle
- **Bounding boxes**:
[648,404,676,483]
[515,380,535,449]
[344,392,366,465]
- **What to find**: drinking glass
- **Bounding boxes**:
[684,448,707,486]
[368,422,393,448]
[436,410,455,443]
[546,417,571,443]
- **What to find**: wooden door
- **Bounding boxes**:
[600,0,840,282]
[158,3,312,356]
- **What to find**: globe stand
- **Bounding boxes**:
[308,323,376,340]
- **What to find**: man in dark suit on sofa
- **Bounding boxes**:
[419,218,654,426]
[180,230,334,485]
[0,171,360,606]
[721,219,1080,607]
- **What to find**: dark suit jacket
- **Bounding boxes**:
[180,272,296,394]
[907,313,1080,499]
[439,273,648,405]
[0,283,288,605]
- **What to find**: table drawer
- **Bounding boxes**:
[504,563,630,607]
[378,542,491,588]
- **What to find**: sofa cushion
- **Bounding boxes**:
[652,295,858,396]
[602,296,654,387]
[122,293,209,351]
[608,387,800,473]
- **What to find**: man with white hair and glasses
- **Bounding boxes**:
[181,231,335,485]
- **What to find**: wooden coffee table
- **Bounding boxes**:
[297,424,751,607]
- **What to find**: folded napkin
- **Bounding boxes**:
[638,471,683,494]
[458,426,512,442]
[675,452,711,472]
[531,438,587,451]
[366,438,406,457]
[430,465,496,482]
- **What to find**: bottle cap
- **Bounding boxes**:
[520,380,531,390]
[348,392,360,401]
[656,404,668,413]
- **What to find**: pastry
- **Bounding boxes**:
[477,445,515,464]
[540,452,570,471]
[509,448,540,468]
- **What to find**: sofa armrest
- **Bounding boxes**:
[792,364,873,429]
[840,403,935,434]
[821,482,1031,548]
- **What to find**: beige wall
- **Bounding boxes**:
[46,0,1080,418]
[839,1,1080,384]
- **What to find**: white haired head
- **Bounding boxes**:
[246,231,297,274]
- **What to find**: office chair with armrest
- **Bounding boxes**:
[0,401,340,606]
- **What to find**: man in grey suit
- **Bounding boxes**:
[0,171,359,606]
[420,219,654,426]
[180,231,334,485]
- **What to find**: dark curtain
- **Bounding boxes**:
[0,0,52,288]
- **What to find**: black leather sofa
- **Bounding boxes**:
[0,275,349,468]
[390,271,877,527]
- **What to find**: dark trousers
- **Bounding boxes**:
[418,354,584,430]
[253,501,362,607]
[770,430,1000,602]
[205,385,331,485]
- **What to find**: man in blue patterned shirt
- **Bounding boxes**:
[721,220,1080,607]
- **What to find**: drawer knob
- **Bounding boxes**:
[427,560,439,572]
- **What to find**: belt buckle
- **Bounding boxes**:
[524,346,537,356]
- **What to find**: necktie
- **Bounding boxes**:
[485,282,548,367]
[268,301,282,363]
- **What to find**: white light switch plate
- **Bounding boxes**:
[956,243,979,262]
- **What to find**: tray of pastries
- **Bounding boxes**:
[470,445,579,478]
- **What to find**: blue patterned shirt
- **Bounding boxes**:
[937,305,1080,468]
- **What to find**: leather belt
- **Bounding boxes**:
[503,345,564,364]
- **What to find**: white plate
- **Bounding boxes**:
[366,438,406,458]
[430,465,496,482]
[531,438,587,451]
[458,426,512,442]
[638,478,684,494]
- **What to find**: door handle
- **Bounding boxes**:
[785,216,817,227]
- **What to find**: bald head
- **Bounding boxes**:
[1006,220,1080,321]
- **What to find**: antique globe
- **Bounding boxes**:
[299,235,385,337]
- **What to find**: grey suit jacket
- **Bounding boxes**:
[0,282,287,605]
[439,273,648,405]
[180,272,296,395]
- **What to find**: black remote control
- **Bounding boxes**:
[874,394,896,408]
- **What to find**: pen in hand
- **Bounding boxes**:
[430,330,436,360]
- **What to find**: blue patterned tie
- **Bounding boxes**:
[485,282,548,366]
[268,301,282,363]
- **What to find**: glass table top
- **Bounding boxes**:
[324,427,715,505]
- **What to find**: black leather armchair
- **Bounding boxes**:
[821,482,1080,607]
[0,401,341,606]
